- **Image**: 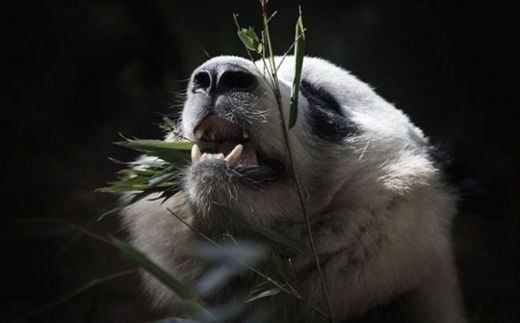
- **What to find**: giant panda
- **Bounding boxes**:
[121,56,467,323]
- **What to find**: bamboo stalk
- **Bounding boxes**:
[259,1,334,321]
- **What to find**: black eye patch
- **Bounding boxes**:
[300,80,357,142]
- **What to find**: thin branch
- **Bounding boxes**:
[166,208,330,320]
[233,13,256,64]
[201,46,211,59]
[276,30,307,71]
[266,10,278,25]
[68,223,114,246]
[233,13,267,86]
[259,1,334,321]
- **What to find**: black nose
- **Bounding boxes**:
[191,64,257,94]
[192,70,212,94]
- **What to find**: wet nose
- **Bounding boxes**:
[191,64,257,94]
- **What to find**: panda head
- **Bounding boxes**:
[179,55,432,233]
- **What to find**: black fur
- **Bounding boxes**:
[301,80,357,142]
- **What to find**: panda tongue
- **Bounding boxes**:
[218,141,258,165]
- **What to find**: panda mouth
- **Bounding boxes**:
[190,115,284,182]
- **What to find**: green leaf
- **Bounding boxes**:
[289,14,305,129]
[96,176,150,193]
[115,137,218,164]
[191,242,268,297]
[238,27,263,53]
[117,137,194,150]
[245,286,281,303]
[112,238,200,301]
[113,238,218,319]
[97,136,215,199]
[148,171,183,188]
[108,157,168,167]
[115,138,192,164]
[97,188,169,220]
[97,204,126,220]
[161,116,178,133]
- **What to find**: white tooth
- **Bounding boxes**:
[195,128,205,140]
[242,131,249,139]
[200,152,225,161]
[225,144,243,164]
[191,144,201,163]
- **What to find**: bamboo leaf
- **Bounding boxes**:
[245,287,281,303]
[97,188,167,220]
[289,14,305,129]
[148,172,182,187]
[112,237,197,300]
[191,241,268,266]
[115,137,217,164]
[96,176,149,193]
[238,27,263,53]
[115,139,192,164]
[191,242,267,297]
[161,116,178,133]
[108,157,168,167]
[112,238,216,319]
[116,139,194,151]
[97,204,126,220]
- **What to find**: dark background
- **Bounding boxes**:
[1,0,517,322]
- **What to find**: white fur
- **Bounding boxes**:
[121,56,466,322]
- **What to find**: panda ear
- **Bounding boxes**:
[300,79,358,142]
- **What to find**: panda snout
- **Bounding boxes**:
[184,58,267,145]
[191,63,257,95]
[182,56,287,187]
